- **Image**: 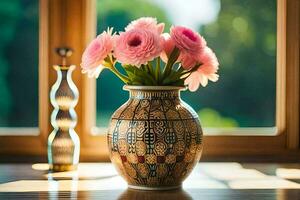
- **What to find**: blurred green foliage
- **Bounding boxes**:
[97,0,171,32]
[198,108,238,127]
[0,0,276,129]
[193,0,276,127]
[0,0,38,127]
[96,0,276,128]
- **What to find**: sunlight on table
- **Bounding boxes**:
[0,163,300,192]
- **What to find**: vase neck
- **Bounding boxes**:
[54,65,75,77]
[129,89,180,99]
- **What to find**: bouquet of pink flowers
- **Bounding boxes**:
[81,17,219,91]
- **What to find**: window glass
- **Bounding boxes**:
[96,0,276,129]
[0,0,39,127]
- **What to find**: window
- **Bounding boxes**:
[95,0,277,134]
[0,0,39,128]
[0,0,298,161]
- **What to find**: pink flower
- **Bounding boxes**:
[179,52,200,69]
[170,26,207,69]
[125,17,165,35]
[160,33,176,63]
[114,28,163,67]
[81,28,114,78]
[184,47,219,91]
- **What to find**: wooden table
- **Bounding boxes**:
[1,163,300,199]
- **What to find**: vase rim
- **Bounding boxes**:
[123,85,187,91]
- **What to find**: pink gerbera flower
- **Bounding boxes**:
[81,28,114,78]
[125,17,165,35]
[160,33,176,63]
[185,47,219,91]
[170,26,207,69]
[114,28,163,67]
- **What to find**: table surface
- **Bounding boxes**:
[1,163,300,199]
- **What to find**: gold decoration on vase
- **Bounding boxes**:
[108,86,203,190]
[48,47,80,172]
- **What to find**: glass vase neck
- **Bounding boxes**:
[53,65,76,71]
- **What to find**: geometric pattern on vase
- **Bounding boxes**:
[108,86,203,189]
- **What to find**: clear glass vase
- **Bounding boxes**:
[48,64,80,171]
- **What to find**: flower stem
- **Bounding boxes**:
[162,47,180,80]
[109,64,130,84]
[178,63,201,79]
[110,67,129,84]
[103,55,130,84]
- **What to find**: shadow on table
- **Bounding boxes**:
[117,188,192,200]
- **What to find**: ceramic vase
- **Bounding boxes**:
[107,86,203,190]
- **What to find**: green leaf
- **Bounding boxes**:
[140,68,157,85]
[155,57,161,83]
[147,62,155,78]
[170,79,185,86]
[122,63,164,85]
[162,47,180,80]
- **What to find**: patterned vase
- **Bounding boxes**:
[107,86,203,190]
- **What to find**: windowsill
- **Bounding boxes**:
[0,128,39,136]
[1,162,300,198]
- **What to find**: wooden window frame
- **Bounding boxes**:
[0,0,299,162]
[0,0,49,157]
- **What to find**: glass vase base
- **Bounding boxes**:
[49,164,78,172]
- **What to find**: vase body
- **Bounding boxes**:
[107,86,203,190]
[48,65,80,171]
